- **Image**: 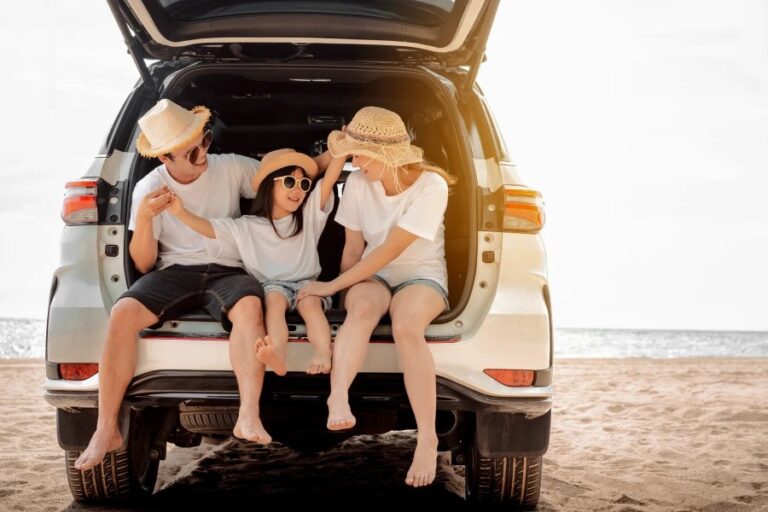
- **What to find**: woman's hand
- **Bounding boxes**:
[297,280,337,302]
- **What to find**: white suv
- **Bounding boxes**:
[45,0,551,508]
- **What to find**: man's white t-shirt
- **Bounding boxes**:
[204,178,334,282]
[334,170,449,291]
[129,153,259,269]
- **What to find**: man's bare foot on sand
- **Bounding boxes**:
[255,335,287,376]
[233,412,272,444]
[326,394,356,430]
[74,427,123,470]
[306,347,332,375]
[405,433,438,487]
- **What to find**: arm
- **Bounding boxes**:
[340,228,365,273]
[297,226,418,300]
[167,193,216,239]
[313,149,333,174]
[319,155,346,210]
[129,186,171,273]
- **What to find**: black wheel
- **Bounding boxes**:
[179,404,237,434]
[65,408,162,504]
[465,442,542,509]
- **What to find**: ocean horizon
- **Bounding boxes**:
[1,317,766,360]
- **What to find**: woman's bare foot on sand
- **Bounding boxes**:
[255,335,287,376]
[405,433,438,487]
[306,347,332,375]
[233,412,272,444]
[326,393,356,430]
[73,427,123,470]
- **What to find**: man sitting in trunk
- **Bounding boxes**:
[74,99,330,470]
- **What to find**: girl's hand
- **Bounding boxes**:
[167,192,185,216]
[297,281,337,302]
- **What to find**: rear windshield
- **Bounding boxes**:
[155,0,458,28]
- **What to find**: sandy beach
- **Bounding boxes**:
[1,357,766,511]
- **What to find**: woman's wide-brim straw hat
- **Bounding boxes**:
[136,99,211,158]
[251,148,319,192]
[327,106,424,167]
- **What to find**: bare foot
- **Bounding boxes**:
[233,412,272,445]
[326,394,356,430]
[405,434,438,487]
[73,427,123,471]
[306,347,332,375]
[255,335,287,376]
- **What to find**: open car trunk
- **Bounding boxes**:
[126,63,476,330]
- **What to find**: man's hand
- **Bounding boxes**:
[137,186,172,221]
[167,192,185,217]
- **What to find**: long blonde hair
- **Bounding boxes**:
[390,161,456,193]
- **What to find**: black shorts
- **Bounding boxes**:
[120,263,264,331]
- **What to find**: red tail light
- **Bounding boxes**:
[484,369,535,387]
[503,185,545,233]
[62,180,98,225]
[59,363,99,381]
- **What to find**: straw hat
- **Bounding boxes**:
[327,106,424,167]
[251,148,319,192]
[136,99,211,158]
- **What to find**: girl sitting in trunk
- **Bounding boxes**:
[297,106,456,488]
[169,148,345,375]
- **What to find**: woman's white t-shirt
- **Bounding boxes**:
[204,178,334,282]
[129,153,259,269]
[334,170,449,291]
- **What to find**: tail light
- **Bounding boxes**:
[62,180,98,225]
[59,363,99,381]
[484,369,535,387]
[503,185,545,233]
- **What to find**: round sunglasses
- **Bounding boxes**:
[273,175,312,192]
[167,130,212,163]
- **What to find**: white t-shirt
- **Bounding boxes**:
[334,170,449,291]
[129,153,259,269]
[204,178,335,282]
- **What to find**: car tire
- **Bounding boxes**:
[64,410,161,503]
[465,442,542,509]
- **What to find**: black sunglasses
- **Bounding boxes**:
[273,175,312,192]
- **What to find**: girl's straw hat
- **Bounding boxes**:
[251,148,318,192]
[327,106,424,167]
[136,99,211,158]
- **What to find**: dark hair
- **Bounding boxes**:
[249,165,308,239]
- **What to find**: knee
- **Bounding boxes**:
[345,298,380,322]
[229,295,263,323]
[391,317,422,343]
[109,299,150,332]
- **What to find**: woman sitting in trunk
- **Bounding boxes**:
[297,106,456,488]
[169,148,345,376]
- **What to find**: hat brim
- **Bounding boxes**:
[327,130,424,168]
[136,106,211,158]
[252,150,319,192]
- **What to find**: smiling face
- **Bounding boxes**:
[351,154,388,182]
[272,167,310,217]
[157,129,211,183]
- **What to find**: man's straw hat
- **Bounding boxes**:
[136,99,210,158]
[327,106,423,168]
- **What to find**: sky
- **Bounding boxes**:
[1,1,767,330]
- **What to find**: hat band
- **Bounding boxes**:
[347,129,410,146]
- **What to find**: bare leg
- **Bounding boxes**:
[74,298,158,470]
[389,285,445,487]
[255,292,289,376]
[296,296,332,374]
[327,280,390,430]
[228,296,271,444]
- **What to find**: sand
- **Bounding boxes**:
[0,357,766,511]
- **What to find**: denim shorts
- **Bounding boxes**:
[120,263,264,331]
[371,275,450,311]
[263,279,333,312]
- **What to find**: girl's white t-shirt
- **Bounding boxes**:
[129,153,259,269]
[334,170,449,291]
[204,178,334,282]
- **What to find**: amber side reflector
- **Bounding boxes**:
[484,369,535,387]
[62,180,98,225]
[503,186,545,233]
[59,363,99,381]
